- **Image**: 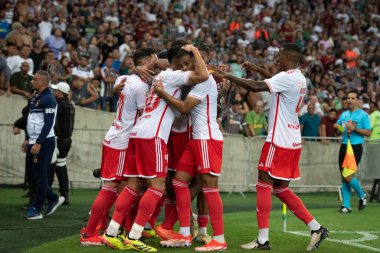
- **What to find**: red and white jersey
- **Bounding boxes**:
[188,75,223,140]
[130,68,190,143]
[171,114,189,133]
[264,69,307,149]
[103,74,150,149]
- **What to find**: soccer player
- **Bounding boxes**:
[80,48,157,246]
[208,44,329,251]
[101,42,208,252]
[335,90,371,213]
[154,43,227,251]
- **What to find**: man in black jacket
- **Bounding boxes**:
[50,82,75,205]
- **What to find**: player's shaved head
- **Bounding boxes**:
[133,48,156,66]
[281,43,302,63]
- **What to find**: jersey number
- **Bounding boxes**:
[145,89,161,113]
[295,96,304,113]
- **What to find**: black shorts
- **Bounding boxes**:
[338,144,363,170]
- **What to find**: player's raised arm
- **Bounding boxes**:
[208,64,270,93]
[241,61,274,79]
[154,79,200,114]
[183,45,209,86]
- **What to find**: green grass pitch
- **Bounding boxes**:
[1,187,379,253]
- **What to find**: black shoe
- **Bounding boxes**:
[240,239,271,250]
[306,226,329,251]
[358,197,367,211]
[339,206,352,213]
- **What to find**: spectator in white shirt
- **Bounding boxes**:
[71,55,94,83]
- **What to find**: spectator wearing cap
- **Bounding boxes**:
[10,61,33,99]
[49,82,75,205]
[362,103,370,114]
[72,55,94,83]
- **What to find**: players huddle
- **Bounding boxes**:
[79,41,329,252]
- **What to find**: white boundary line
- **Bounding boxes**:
[287,230,380,252]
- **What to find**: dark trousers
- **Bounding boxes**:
[26,137,57,211]
[49,138,71,197]
[100,95,118,112]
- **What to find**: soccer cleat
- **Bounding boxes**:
[101,234,130,250]
[306,226,329,251]
[45,196,65,216]
[142,228,159,239]
[191,213,199,239]
[195,234,212,244]
[25,207,43,220]
[124,236,157,252]
[80,227,86,237]
[160,233,192,247]
[156,224,176,240]
[240,239,270,250]
[359,196,367,211]
[195,239,227,252]
[339,206,352,213]
[80,234,104,246]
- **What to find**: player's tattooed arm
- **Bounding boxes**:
[208,64,270,93]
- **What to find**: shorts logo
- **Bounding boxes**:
[197,165,202,171]
[258,162,264,167]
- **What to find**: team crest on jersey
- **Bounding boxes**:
[35,100,40,106]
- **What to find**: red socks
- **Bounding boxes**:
[85,185,117,237]
[274,187,313,224]
[256,180,272,229]
[124,194,142,232]
[112,186,139,225]
[203,187,224,236]
[198,215,209,228]
[148,194,165,228]
[134,188,164,227]
[161,196,178,230]
[173,179,191,227]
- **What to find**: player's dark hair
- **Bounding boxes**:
[157,50,168,59]
[167,40,187,63]
[133,48,156,66]
[281,43,302,62]
[347,89,359,98]
[194,42,209,54]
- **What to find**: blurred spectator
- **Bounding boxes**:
[300,103,321,138]
[219,100,247,135]
[0,10,10,41]
[10,61,33,98]
[245,100,268,137]
[319,108,338,144]
[72,55,94,83]
[100,56,118,112]
[71,76,98,109]
[0,55,11,95]
[30,38,45,73]
[7,44,34,75]
[38,12,53,41]
[45,28,66,59]
[369,102,380,140]
[5,22,23,52]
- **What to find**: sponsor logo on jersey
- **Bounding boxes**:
[293,142,302,147]
[288,123,300,130]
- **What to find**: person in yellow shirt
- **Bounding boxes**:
[369,102,380,140]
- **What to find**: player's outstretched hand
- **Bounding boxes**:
[153,77,164,96]
[135,65,156,83]
[113,77,127,96]
[207,64,227,79]
[241,61,260,72]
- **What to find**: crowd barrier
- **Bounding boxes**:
[0,96,378,193]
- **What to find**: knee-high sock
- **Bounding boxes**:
[202,187,224,238]
[161,196,178,230]
[173,179,191,227]
[256,180,272,244]
[198,215,209,235]
[130,188,164,239]
[124,194,142,233]
[349,177,365,199]
[341,182,352,208]
[111,186,139,226]
[274,187,314,225]
[85,185,117,237]
[148,194,165,228]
